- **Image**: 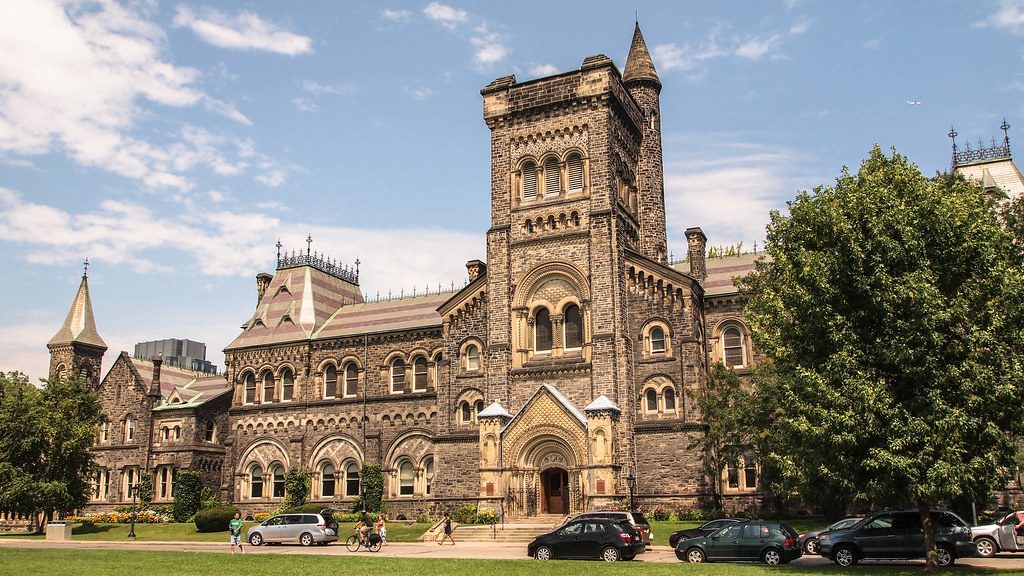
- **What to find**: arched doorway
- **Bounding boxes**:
[541,467,569,514]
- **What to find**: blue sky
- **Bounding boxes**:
[2,0,1023,383]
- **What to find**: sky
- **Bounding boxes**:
[2,0,1024,384]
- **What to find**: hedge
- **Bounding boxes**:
[194,506,240,533]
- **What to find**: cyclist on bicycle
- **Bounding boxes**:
[358,511,373,545]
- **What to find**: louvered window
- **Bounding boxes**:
[522,162,538,200]
[564,304,582,349]
[535,308,553,352]
[544,158,560,197]
[567,154,584,192]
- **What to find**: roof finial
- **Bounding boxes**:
[276,239,282,260]
[1002,118,1011,153]
[306,234,312,257]
[83,257,89,279]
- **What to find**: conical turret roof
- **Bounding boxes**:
[622,22,661,87]
[48,273,107,350]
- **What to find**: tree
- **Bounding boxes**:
[172,471,204,522]
[687,363,757,511]
[283,469,310,510]
[0,371,102,530]
[742,146,1024,570]
[351,464,383,513]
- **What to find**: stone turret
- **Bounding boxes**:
[48,266,107,387]
[685,227,708,281]
[623,23,668,263]
[148,354,163,398]
[256,272,273,304]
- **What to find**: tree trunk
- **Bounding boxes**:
[919,500,937,572]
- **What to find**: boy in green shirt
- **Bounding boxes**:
[229,512,244,554]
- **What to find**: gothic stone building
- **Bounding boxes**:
[63,25,764,517]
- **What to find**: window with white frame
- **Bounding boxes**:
[723,325,746,368]
[390,358,406,393]
[413,357,428,392]
[645,389,658,413]
[320,462,336,498]
[465,344,481,371]
[157,465,174,500]
[271,464,286,498]
[398,460,415,496]
[91,469,110,501]
[122,467,138,499]
[281,368,294,402]
[124,415,135,443]
[459,401,473,425]
[101,419,109,443]
[344,461,360,497]
[324,364,338,399]
[724,449,758,491]
[650,326,666,353]
[424,457,434,496]
[249,464,264,498]
[244,373,257,404]
[262,372,274,403]
[344,363,359,397]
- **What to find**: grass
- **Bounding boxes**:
[0,521,433,543]
[1,548,1022,576]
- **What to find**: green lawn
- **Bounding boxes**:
[0,548,1020,576]
[0,521,433,543]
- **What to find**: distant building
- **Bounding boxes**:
[134,339,217,375]
[951,120,1024,199]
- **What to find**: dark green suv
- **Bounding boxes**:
[818,510,975,567]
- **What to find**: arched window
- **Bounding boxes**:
[161,426,169,441]
[250,465,264,498]
[344,363,358,397]
[320,462,336,498]
[413,357,428,392]
[521,161,538,201]
[567,153,584,192]
[281,368,294,402]
[424,457,434,496]
[664,387,677,412]
[460,401,472,424]
[262,372,274,403]
[344,461,360,497]
[535,308,553,352]
[398,460,415,496]
[475,400,485,418]
[324,364,338,399]
[172,425,181,440]
[645,389,658,413]
[390,358,406,393]
[244,373,256,404]
[271,464,286,498]
[101,419,109,443]
[124,415,135,442]
[204,420,216,442]
[123,467,138,499]
[650,326,666,353]
[543,157,560,197]
[723,326,745,368]
[465,344,480,371]
[564,303,583,349]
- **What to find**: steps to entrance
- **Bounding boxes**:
[419,515,563,544]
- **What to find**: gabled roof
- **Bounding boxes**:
[48,274,106,350]
[478,401,512,419]
[584,395,620,413]
[622,22,661,87]
[127,357,230,410]
[676,252,766,298]
[314,292,451,340]
[504,384,588,433]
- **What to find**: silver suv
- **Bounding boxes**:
[247,510,339,546]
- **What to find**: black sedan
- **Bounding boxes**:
[674,520,802,565]
[668,518,743,548]
[528,517,646,562]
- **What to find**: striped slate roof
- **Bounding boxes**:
[314,291,453,339]
[129,357,229,409]
[226,264,364,350]
[673,252,765,297]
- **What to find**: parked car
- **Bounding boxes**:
[674,520,802,565]
[798,517,862,555]
[668,518,743,548]
[527,517,646,561]
[246,510,340,546]
[573,511,653,547]
[970,511,1024,557]
[818,510,975,567]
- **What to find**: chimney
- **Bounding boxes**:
[149,354,163,397]
[466,260,487,283]
[256,273,273,304]
[685,227,707,281]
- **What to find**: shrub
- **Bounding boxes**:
[282,503,325,514]
[283,470,310,509]
[253,512,271,523]
[651,506,672,521]
[172,471,204,522]
[194,506,240,533]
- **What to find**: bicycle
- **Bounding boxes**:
[345,526,382,552]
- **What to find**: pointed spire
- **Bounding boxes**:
[48,272,107,350]
[622,22,661,88]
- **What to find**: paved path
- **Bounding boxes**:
[4,538,1024,569]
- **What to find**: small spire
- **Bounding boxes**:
[1002,118,1012,153]
[355,258,360,282]
[306,235,312,257]
[623,22,661,88]
[276,239,282,260]
[82,257,89,279]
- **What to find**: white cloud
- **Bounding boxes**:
[302,80,354,96]
[291,97,318,112]
[406,87,435,101]
[529,64,559,77]
[173,6,313,55]
[381,9,413,23]
[975,0,1024,32]
[202,96,252,125]
[653,18,809,78]
[423,2,468,30]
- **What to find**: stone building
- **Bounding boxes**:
[61,24,766,517]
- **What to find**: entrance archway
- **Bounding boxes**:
[540,467,569,514]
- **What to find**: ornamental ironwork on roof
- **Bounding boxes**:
[950,120,1012,168]
[275,237,359,285]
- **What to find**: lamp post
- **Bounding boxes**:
[127,484,138,541]
[627,473,636,512]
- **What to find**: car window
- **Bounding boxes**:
[631,513,649,525]
[717,525,743,539]
[931,511,966,528]
[267,516,284,526]
[742,524,769,539]
[865,514,893,530]
[559,522,583,536]
[1001,513,1022,526]
[892,513,921,530]
[303,515,320,524]
[584,522,607,534]
[703,520,725,530]
[831,518,858,530]
[778,523,798,538]
[282,515,301,525]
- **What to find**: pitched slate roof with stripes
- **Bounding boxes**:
[673,252,766,297]
[314,291,453,340]
[129,358,229,409]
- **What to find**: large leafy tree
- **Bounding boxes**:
[742,146,1024,569]
[0,371,102,529]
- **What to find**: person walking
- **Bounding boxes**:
[438,513,455,546]
[229,512,244,554]
[375,513,388,546]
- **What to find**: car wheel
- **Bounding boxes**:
[534,546,552,560]
[834,545,857,567]
[601,546,620,562]
[762,548,782,565]
[686,548,706,563]
[937,545,955,567]
[804,538,819,555]
[299,532,314,546]
[248,532,263,546]
[975,537,996,558]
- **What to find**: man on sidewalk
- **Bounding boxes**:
[229,512,244,554]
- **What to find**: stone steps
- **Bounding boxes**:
[419,516,561,544]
